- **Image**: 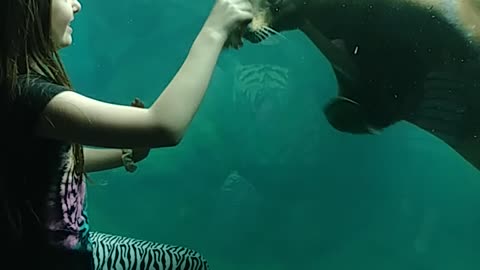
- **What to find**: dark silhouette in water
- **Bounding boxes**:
[207,171,263,260]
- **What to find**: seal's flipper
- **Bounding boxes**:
[323,96,381,135]
[406,69,480,170]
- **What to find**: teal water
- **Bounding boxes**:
[61,1,480,269]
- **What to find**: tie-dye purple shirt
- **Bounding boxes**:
[45,145,91,251]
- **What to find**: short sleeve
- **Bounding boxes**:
[13,75,70,134]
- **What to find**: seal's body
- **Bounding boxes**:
[243,0,480,170]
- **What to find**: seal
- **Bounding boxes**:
[242,0,480,170]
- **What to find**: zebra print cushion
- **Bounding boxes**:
[91,231,209,270]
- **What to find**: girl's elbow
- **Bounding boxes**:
[151,126,184,147]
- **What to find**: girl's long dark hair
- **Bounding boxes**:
[0,0,84,240]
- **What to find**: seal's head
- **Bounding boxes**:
[224,0,277,48]
[238,0,310,44]
[225,0,309,48]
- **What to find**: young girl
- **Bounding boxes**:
[0,0,253,269]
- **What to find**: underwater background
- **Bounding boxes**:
[61,0,479,269]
